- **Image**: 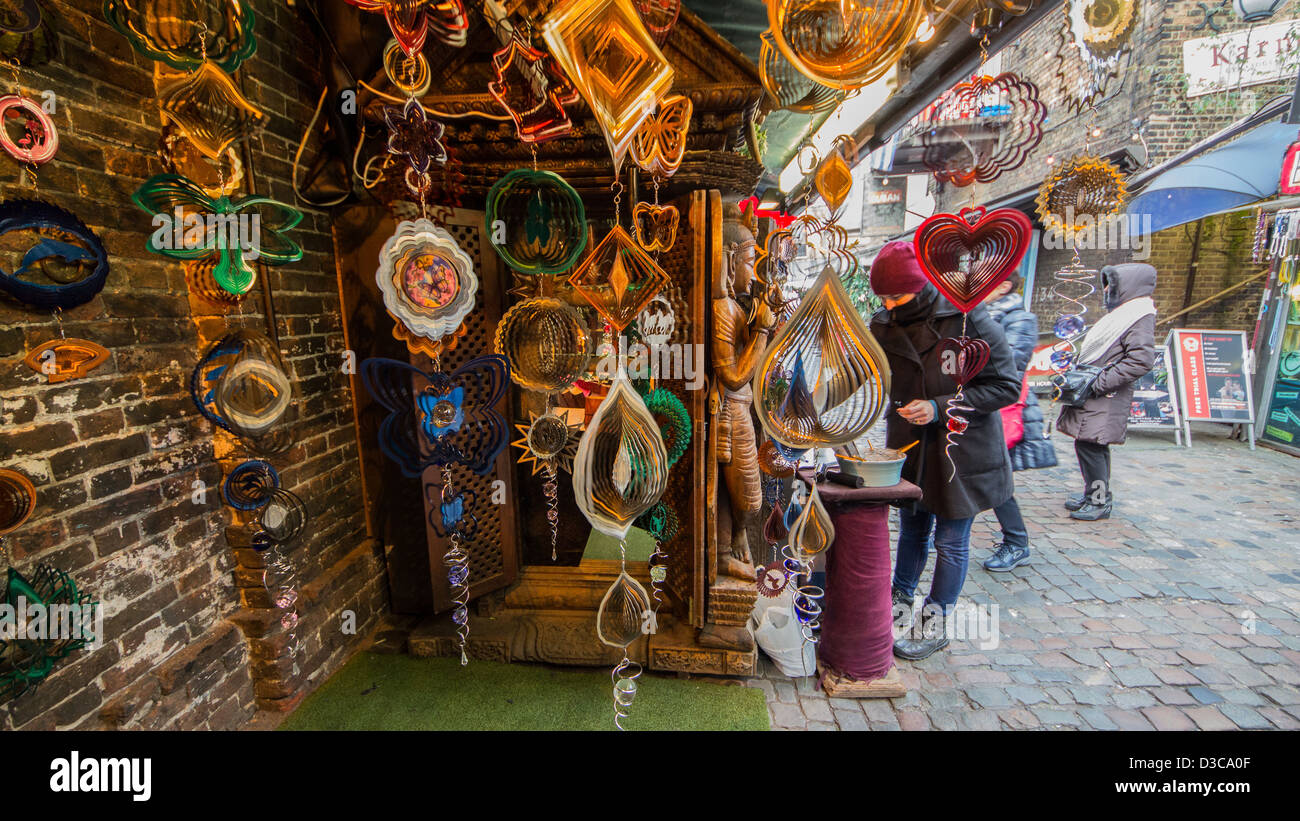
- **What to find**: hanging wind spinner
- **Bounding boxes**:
[814,136,855,215]
[486,169,588,275]
[157,60,268,160]
[632,0,680,45]
[0,93,56,165]
[756,499,789,597]
[384,97,447,198]
[161,122,243,198]
[103,0,258,73]
[781,481,833,655]
[362,354,510,665]
[918,72,1045,187]
[1,0,42,36]
[912,210,1029,475]
[132,173,304,296]
[641,387,690,467]
[190,329,295,455]
[494,297,590,392]
[541,0,674,173]
[632,202,678,253]
[0,199,110,310]
[759,28,843,114]
[1048,258,1100,370]
[634,501,676,621]
[568,226,672,332]
[753,266,891,452]
[487,35,581,144]
[345,0,469,56]
[630,93,691,180]
[0,473,98,701]
[1035,154,1128,236]
[510,411,581,560]
[221,459,279,510]
[376,218,478,361]
[22,338,110,384]
[766,0,924,90]
[1055,0,1140,112]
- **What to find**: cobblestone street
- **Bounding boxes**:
[751,425,1300,730]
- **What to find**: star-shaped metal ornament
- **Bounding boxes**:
[488,35,581,144]
[385,98,448,195]
[511,411,581,475]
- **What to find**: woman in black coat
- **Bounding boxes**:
[867,241,1021,660]
[981,274,1058,572]
[1057,263,1157,520]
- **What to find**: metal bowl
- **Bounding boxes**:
[836,451,905,487]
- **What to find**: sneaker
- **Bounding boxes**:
[1070,501,1112,521]
[1064,493,1086,511]
[983,543,1031,572]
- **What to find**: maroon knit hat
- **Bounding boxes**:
[870,240,929,295]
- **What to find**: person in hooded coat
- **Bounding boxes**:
[1056,263,1158,521]
[868,241,1021,660]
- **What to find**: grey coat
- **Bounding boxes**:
[871,285,1021,520]
[1056,263,1158,446]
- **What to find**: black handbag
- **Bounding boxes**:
[1051,363,1107,408]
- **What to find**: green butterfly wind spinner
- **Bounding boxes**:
[133,173,303,296]
[1,564,97,701]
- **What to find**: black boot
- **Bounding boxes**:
[1064,493,1086,511]
[893,607,950,661]
[891,586,913,631]
[983,542,1031,572]
[1070,500,1112,521]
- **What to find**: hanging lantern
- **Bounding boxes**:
[1233,0,1285,22]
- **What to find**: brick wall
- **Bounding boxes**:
[927,1,1292,336]
[0,0,386,729]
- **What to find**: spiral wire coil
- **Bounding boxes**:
[780,537,823,678]
[442,466,471,665]
[611,657,642,731]
[544,463,560,561]
[1050,252,1099,371]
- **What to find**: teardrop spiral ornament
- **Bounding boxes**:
[573,363,669,539]
[1049,255,1099,370]
[596,567,652,649]
[611,657,641,731]
[788,482,834,556]
[753,266,890,450]
[944,392,975,481]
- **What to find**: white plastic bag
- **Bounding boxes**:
[751,587,817,678]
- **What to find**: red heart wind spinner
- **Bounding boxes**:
[913,206,1032,313]
[938,336,991,386]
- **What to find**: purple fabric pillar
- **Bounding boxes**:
[819,502,896,682]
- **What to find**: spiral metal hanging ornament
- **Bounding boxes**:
[494,297,590,392]
[510,411,580,560]
[597,537,653,730]
[780,540,823,651]
[221,460,279,510]
[918,72,1045,187]
[1048,253,1099,371]
[440,465,473,665]
[759,28,843,113]
[937,332,990,479]
[635,502,677,618]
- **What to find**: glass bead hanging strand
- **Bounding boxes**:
[441,460,471,666]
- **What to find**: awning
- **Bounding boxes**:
[1127,120,1299,235]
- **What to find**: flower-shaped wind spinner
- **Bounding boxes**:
[1035,154,1128,236]
[630,93,691,179]
[568,226,672,332]
[345,0,469,56]
[487,35,581,144]
[919,72,1045,187]
[157,60,268,160]
[375,218,478,361]
[385,98,447,196]
[360,355,510,478]
[541,0,674,173]
[132,173,304,296]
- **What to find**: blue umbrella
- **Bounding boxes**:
[1127,122,1300,235]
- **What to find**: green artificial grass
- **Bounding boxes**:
[280,652,770,731]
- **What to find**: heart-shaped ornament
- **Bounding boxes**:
[937,336,991,386]
[913,206,1032,313]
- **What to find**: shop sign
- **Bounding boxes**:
[1171,329,1255,422]
[868,189,902,205]
[1182,18,1300,97]
[1280,136,1300,194]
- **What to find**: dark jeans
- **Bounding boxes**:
[892,505,974,615]
[1075,440,1112,502]
[992,495,1030,549]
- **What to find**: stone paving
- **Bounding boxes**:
[749,424,1300,730]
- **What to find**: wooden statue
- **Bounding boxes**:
[701,202,773,651]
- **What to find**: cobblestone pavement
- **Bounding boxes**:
[749,425,1300,730]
